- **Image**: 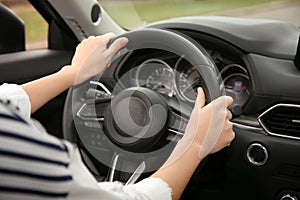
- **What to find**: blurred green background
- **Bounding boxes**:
[101,0,297,28]
[0,0,297,46]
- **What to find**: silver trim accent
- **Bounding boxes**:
[166,128,184,142]
[232,122,263,132]
[167,128,184,137]
[292,120,300,124]
[135,58,174,87]
[258,103,300,140]
[125,161,146,185]
[90,81,111,95]
[246,143,268,166]
[77,81,111,122]
[108,154,119,182]
[166,123,263,141]
[220,64,248,76]
[280,194,298,200]
[223,73,249,83]
[76,103,104,122]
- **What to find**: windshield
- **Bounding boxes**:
[99,0,300,28]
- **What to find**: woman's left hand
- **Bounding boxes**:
[63,33,128,85]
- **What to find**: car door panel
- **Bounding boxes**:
[0,50,73,138]
[0,50,73,84]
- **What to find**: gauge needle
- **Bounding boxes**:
[225,85,233,89]
[182,78,200,93]
[152,82,163,90]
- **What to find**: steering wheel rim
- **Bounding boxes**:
[63,28,223,183]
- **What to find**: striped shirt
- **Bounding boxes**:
[0,84,172,200]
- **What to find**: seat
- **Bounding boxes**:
[0,3,25,54]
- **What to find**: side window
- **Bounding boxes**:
[0,0,47,52]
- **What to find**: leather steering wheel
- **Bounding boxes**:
[63,28,223,183]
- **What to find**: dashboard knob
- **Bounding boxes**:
[280,194,298,200]
[246,143,268,166]
[228,104,242,118]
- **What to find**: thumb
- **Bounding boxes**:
[196,87,206,109]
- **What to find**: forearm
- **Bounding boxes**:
[151,142,201,200]
[21,35,128,114]
[21,66,74,113]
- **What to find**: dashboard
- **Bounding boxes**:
[66,16,300,200]
[116,32,252,108]
[67,16,300,200]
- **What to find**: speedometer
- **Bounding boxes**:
[146,67,174,96]
[135,59,176,97]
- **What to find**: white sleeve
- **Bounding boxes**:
[0,83,31,119]
[0,83,172,199]
[0,99,172,200]
[98,178,172,200]
[66,143,172,200]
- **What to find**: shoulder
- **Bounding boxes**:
[0,102,74,199]
[0,83,31,119]
[0,101,71,157]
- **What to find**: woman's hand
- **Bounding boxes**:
[183,87,235,158]
[151,88,235,200]
[164,87,235,166]
[22,33,128,113]
[62,33,128,86]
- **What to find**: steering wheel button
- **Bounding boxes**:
[84,121,100,128]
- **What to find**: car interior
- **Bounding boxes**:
[0,0,300,199]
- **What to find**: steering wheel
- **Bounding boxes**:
[63,28,223,183]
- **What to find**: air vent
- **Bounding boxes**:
[259,104,300,140]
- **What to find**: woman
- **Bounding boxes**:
[0,33,234,200]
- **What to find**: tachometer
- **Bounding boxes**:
[177,66,201,103]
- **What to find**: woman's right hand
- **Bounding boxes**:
[151,88,235,200]
[182,87,235,159]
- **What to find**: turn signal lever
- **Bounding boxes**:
[228,104,243,119]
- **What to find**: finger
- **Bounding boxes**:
[105,37,128,56]
[92,33,116,45]
[225,96,233,108]
[227,109,233,120]
[100,32,115,41]
[101,33,115,42]
[231,129,236,141]
[226,122,235,138]
[196,87,206,109]
[82,35,96,43]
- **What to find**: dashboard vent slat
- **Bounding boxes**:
[258,104,300,140]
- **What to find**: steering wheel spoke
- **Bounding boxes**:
[76,100,110,123]
[107,153,146,184]
[164,96,192,141]
[107,153,120,182]
[125,161,146,185]
[76,80,112,122]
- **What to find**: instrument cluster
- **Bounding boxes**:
[129,54,251,107]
